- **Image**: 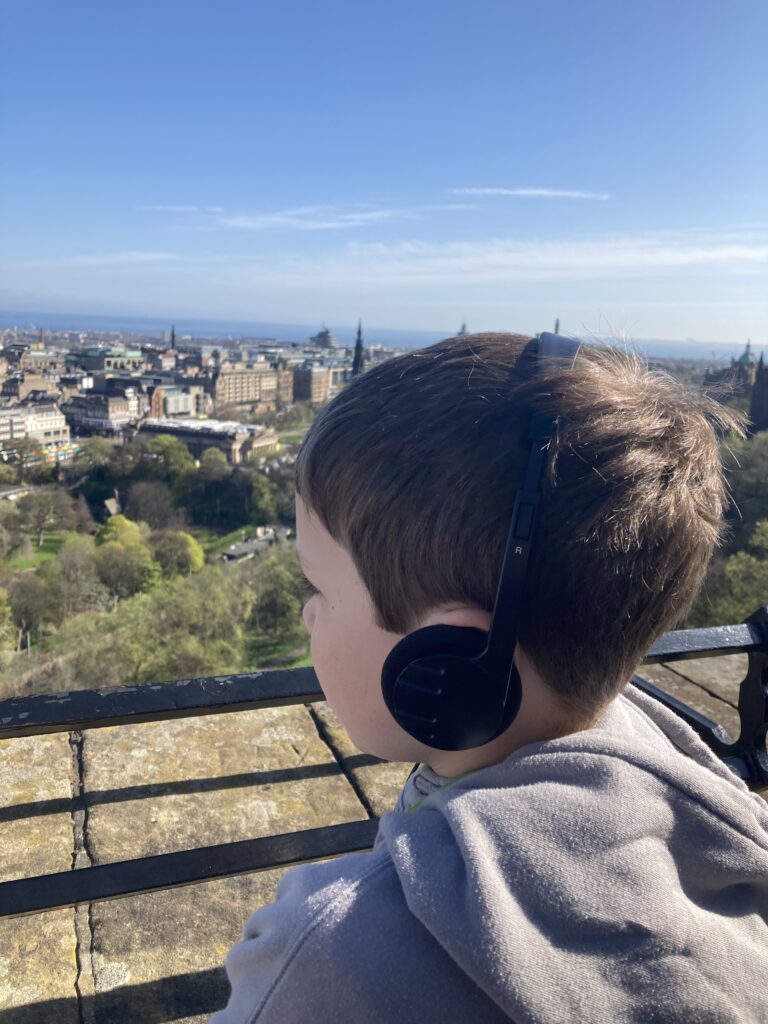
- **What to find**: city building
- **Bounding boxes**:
[0,408,28,455]
[703,339,768,434]
[293,365,331,404]
[1,372,61,404]
[211,362,293,410]
[0,403,71,457]
[67,348,146,373]
[19,348,66,374]
[138,418,279,464]
[60,394,133,436]
[213,364,277,407]
[309,326,339,350]
[149,385,197,418]
[19,403,71,449]
[703,340,760,397]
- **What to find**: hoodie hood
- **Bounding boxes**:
[376,687,768,1023]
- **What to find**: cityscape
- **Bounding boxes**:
[0,319,402,477]
[0,316,766,486]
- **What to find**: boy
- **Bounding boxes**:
[212,332,768,1023]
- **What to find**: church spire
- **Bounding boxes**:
[352,320,366,377]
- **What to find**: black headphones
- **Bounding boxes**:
[380,331,581,751]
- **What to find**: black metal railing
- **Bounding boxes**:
[1,607,767,924]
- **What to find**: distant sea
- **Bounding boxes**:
[0,308,762,364]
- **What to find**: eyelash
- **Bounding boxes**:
[300,573,319,599]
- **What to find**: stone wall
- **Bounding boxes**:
[0,702,410,1023]
[0,653,764,1022]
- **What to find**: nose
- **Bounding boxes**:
[302,598,316,633]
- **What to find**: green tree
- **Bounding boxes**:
[246,468,278,525]
[73,494,96,533]
[0,562,258,693]
[95,513,144,547]
[126,480,179,529]
[107,437,147,481]
[6,437,43,483]
[268,463,297,524]
[142,434,196,487]
[63,566,250,687]
[0,501,22,560]
[151,530,205,577]
[178,461,277,530]
[17,488,76,546]
[721,432,768,554]
[248,548,306,643]
[0,586,16,650]
[74,436,114,472]
[94,540,160,606]
[48,535,110,618]
[689,520,768,626]
[199,447,230,481]
[9,576,51,650]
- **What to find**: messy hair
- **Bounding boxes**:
[295,333,745,720]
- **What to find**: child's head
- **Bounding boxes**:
[295,332,743,749]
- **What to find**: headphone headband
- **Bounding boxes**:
[380,330,582,750]
[536,331,581,370]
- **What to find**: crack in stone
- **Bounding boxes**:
[658,661,740,710]
[306,705,377,820]
[68,729,97,1024]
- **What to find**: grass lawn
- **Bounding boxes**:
[8,531,70,570]
[189,526,257,557]
[280,433,306,445]
[246,635,311,670]
[188,526,224,553]
[279,652,313,669]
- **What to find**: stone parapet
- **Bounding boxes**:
[0,703,410,1023]
[0,651,763,1021]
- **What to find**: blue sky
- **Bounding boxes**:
[1,0,766,343]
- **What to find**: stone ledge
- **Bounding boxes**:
[0,659,762,1022]
[0,704,380,1022]
[0,733,78,1017]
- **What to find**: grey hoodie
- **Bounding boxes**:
[210,687,768,1023]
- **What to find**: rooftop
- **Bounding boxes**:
[141,418,270,436]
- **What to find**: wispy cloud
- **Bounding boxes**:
[11,229,764,283]
[138,200,475,231]
[218,228,766,288]
[449,187,612,200]
[141,204,225,213]
[219,202,475,231]
[9,251,180,270]
[221,205,405,231]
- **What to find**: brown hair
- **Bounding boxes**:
[296,333,745,720]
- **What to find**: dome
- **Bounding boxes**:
[736,340,756,366]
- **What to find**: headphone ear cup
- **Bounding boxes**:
[382,624,517,751]
[382,623,488,693]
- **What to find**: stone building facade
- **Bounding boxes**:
[138,418,279,464]
[703,340,768,434]
[61,394,133,436]
[293,365,330,404]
